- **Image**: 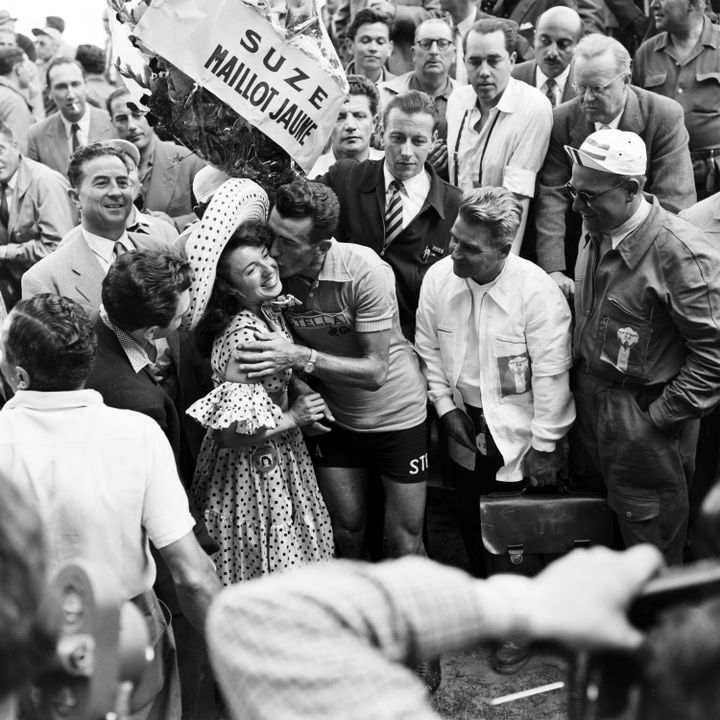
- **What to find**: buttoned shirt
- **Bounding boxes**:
[83,227,134,273]
[446,78,553,195]
[680,190,720,242]
[382,163,430,229]
[632,17,720,151]
[416,253,574,480]
[60,109,91,154]
[535,64,570,107]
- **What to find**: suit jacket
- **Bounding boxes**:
[491,0,577,32]
[320,159,462,338]
[535,85,695,276]
[0,80,33,153]
[0,157,76,278]
[21,225,171,316]
[87,318,182,466]
[142,135,205,232]
[511,60,577,103]
[26,107,116,177]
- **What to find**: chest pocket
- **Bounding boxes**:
[495,335,531,398]
[642,72,666,90]
[598,297,653,380]
[694,72,720,113]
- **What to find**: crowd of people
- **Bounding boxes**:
[0,1,719,718]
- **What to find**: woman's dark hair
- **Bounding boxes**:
[7,294,97,391]
[194,220,271,356]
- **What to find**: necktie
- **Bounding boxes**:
[544,78,557,107]
[0,184,8,230]
[113,241,127,259]
[383,179,404,255]
[71,123,81,153]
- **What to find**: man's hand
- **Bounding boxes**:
[441,408,476,453]
[523,446,562,488]
[428,140,448,175]
[549,271,575,301]
[289,392,330,427]
[522,545,664,650]
[235,331,306,378]
[366,0,396,15]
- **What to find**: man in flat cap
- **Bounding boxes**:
[569,128,720,565]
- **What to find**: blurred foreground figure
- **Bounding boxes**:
[208,545,663,720]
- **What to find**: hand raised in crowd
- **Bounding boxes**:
[523,446,562,488]
[289,391,332,427]
[549,271,575,301]
[441,408,477,453]
[366,0,396,16]
[235,330,302,378]
[427,139,448,176]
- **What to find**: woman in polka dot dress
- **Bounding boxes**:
[185,181,334,584]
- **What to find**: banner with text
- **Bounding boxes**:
[134,0,347,172]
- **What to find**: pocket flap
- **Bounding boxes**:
[643,73,667,88]
[696,71,720,84]
[608,493,659,522]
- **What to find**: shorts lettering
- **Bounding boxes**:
[409,452,429,475]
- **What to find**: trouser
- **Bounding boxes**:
[129,590,182,720]
[451,404,543,579]
[573,371,699,565]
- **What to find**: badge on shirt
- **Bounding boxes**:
[252,445,278,473]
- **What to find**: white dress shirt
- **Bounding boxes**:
[60,110,91,154]
[382,163,430,228]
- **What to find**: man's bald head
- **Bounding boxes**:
[534,6,583,79]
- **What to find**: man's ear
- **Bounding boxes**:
[68,187,80,209]
[626,179,641,198]
[143,325,160,343]
[317,239,332,254]
[15,365,30,391]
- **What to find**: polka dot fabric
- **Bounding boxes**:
[185,178,270,331]
[190,311,335,584]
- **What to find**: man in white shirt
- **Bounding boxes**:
[21,143,170,315]
[0,292,221,719]
[511,6,582,106]
[26,58,115,178]
[415,185,574,673]
[446,19,553,251]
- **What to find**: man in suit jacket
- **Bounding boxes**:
[511,6,582,106]
[108,88,205,233]
[21,143,171,315]
[26,58,115,177]
[0,121,75,309]
[0,46,33,154]
[535,33,694,299]
[319,90,461,341]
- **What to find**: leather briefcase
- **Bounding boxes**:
[480,489,615,565]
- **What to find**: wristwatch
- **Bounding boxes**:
[303,348,317,375]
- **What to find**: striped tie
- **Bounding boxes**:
[383,179,404,256]
[544,78,557,107]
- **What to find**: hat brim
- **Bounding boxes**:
[185,179,269,330]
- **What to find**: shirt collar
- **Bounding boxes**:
[3,168,17,190]
[382,163,430,194]
[536,63,570,90]
[317,238,353,282]
[456,11,476,36]
[100,305,153,374]
[82,228,133,265]
[609,197,652,249]
[60,108,91,138]
[594,105,624,131]
[408,73,455,100]
[4,388,104,411]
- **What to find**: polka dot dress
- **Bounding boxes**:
[188,310,334,585]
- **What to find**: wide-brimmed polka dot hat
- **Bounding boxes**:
[185,178,269,330]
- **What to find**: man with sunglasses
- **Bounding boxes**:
[569,128,720,566]
[535,33,694,301]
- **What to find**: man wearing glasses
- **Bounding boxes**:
[568,128,720,566]
[379,19,458,175]
[535,33,694,300]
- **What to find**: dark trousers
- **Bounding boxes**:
[573,371,698,565]
[452,404,543,579]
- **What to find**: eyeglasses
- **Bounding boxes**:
[572,71,626,97]
[415,38,454,51]
[565,180,625,204]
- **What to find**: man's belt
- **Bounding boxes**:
[690,147,720,160]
